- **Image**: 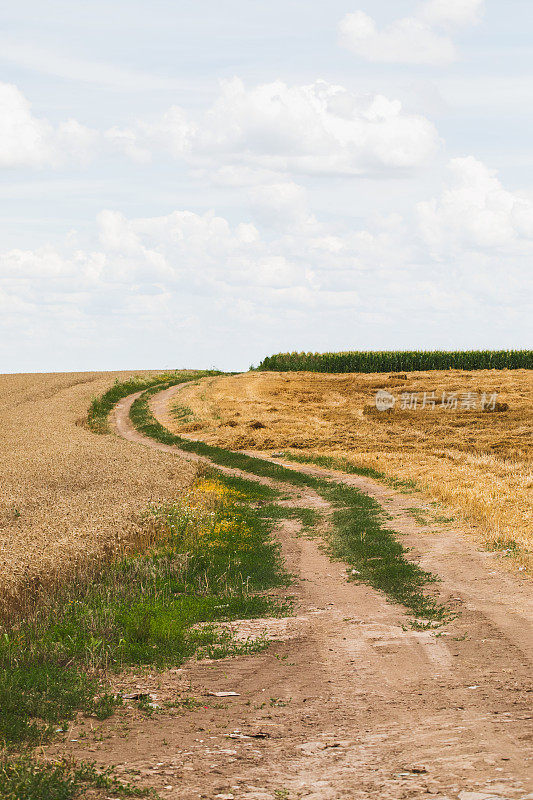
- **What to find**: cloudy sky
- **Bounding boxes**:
[1,0,532,372]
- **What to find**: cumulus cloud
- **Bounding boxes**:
[106,105,196,163]
[0,83,51,167]
[0,203,394,321]
[3,155,530,327]
[111,78,439,176]
[339,0,485,65]
[1,78,439,177]
[0,82,97,167]
[203,78,439,172]
[418,156,533,251]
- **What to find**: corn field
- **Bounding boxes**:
[257,350,533,373]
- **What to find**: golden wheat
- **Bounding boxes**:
[0,371,197,615]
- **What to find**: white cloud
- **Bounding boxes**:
[110,105,196,162]
[0,78,439,178]
[339,0,485,65]
[2,155,530,323]
[104,128,152,164]
[420,0,485,28]
[248,181,316,229]
[200,78,439,172]
[0,82,52,168]
[0,82,97,168]
[113,78,440,176]
[418,156,533,251]
[339,11,456,65]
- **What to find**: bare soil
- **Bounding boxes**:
[47,386,533,800]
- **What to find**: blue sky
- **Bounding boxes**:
[1,0,532,371]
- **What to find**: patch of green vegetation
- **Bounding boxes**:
[407,507,431,525]
[165,695,202,712]
[130,388,448,624]
[278,451,418,492]
[386,476,418,492]
[407,507,455,526]
[0,478,289,748]
[281,451,386,480]
[0,665,117,747]
[171,404,195,422]
[486,536,528,558]
[317,482,447,622]
[0,755,153,800]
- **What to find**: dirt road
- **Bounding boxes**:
[66,386,532,800]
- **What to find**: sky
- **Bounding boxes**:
[1,0,532,372]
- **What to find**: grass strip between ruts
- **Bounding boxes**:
[277,451,419,492]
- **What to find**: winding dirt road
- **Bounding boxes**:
[61,386,533,800]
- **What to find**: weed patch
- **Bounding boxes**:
[0,755,151,800]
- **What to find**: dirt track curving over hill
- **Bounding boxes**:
[51,383,533,800]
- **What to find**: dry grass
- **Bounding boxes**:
[167,370,533,567]
[0,371,197,616]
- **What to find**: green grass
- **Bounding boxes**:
[277,451,418,492]
[406,507,455,526]
[319,482,446,620]
[407,507,431,525]
[0,756,152,800]
[170,404,195,422]
[485,535,528,559]
[129,385,448,624]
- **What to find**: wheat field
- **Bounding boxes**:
[168,370,533,567]
[0,372,197,615]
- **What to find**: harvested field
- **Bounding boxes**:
[165,369,533,565]
[0,372,197,615]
